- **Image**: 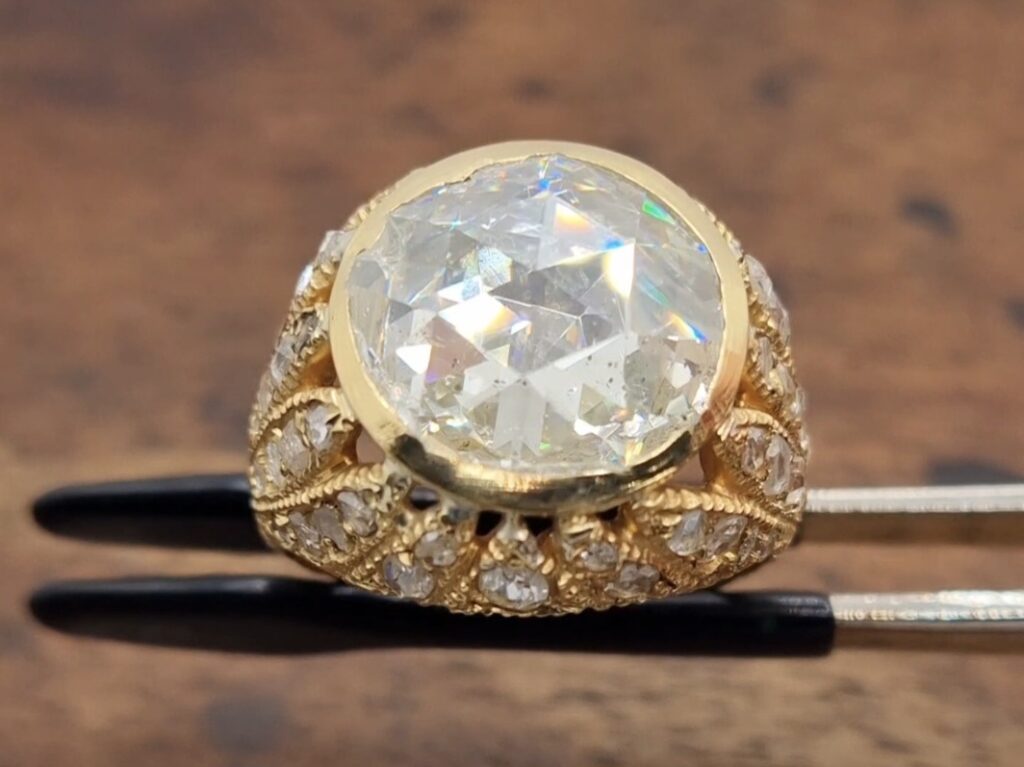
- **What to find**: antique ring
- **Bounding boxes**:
[248,141,809,616]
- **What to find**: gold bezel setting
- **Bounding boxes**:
[329,142,749,515]
[247,141,809,616]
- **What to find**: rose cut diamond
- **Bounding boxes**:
[349,154,725,476]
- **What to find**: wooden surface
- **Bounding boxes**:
[2,1,1023,765]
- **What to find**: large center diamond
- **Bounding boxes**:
[348,154,724,476]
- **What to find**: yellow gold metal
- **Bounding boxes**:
[247,141,809,616]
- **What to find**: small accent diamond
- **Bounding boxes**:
[338,491,377,536]
[606,563,660,598]
[383,555,434,599]
[310,505,350,553]
[315,230,353,269]
[754,335,775,381]
[668,509,706,556]
[746,257,774,305]
[705,516,747,557]
[414,530,459,568]
[791,387,808,419]
[577,541,619,572]
[747,257,791,340]
[479,565,550,611]
[738,530,770,561]
[270,333,296,384]
[288,511,321,554]
[798,427,812,455]
[493,518,544,568]
[292,309,325,357]
[741,427,770,476]
[769,364,796,401]
[764,435,794,496]
[279,420,310,477]
[264,439,286,488]
[561,530,618,572]
[786,486,808,514]
[774,302,792,343]
[306,403,337,453]
[294,263,314,296]
[255,372,274,415]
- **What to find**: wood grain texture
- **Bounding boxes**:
[2,1,1022,765]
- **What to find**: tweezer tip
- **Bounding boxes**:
[27,583,73,628]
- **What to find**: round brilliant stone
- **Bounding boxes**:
[348,154,726,477]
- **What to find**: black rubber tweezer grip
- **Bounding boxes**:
[32,474,441,551]
[30,475,836,656]
[29,576,836,656]
[33,474,263,551]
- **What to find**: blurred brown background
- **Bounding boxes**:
[2,1,1023,765]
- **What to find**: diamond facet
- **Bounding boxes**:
[294,263,314,296]
[310,505,350,552]
[292,309,325,358]
[705,515,747,557]
[315,229,352,269]
[306,403,337,452]
[746,257,774,305]
[786,486,808,514]
[383,555,434,599]
[606,563,660,598]
[738,530,770,561]
[668,509,706,556]
[338,491,377,536]
[754,334,775,381]
[264,439,286,489]
[560,530,617,572]
[479,565,550,611]
[741,426,770,476]
[279,420,310,477]
[348,154,725,477]
[769,364,796,401]
[764,435,794,496]
[288,511,321,553]
[576,541,618,572]
[414,530,459,568]
[255,372,274,415]
[270,334,296,384]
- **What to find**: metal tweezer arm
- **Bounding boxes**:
[29,475,1024,656]
[803,485,1024,544]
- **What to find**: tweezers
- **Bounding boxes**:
[29,475,1024,656]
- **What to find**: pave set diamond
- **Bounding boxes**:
[248,150,808,614]
[251,393,345,498]
[249,231,352,437]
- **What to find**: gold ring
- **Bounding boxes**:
[248,141,808,616]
